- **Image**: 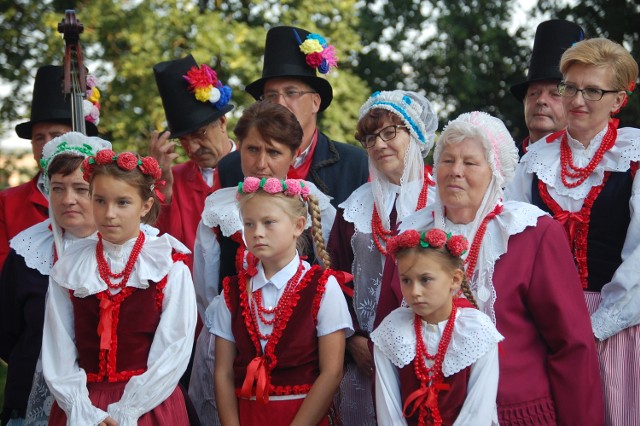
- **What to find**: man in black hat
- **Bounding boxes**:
[0,65,99,268]
[215,25,368,207]
[150,54,236,270]
[510,19,585,155]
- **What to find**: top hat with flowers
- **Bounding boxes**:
[153,54,234,138]
[245,26,337,112]
[510,19,585,103]
[15,65,99,139]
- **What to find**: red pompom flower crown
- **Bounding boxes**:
[386,228,469,258]
[81,149,165,200]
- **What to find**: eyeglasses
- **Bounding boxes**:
[557,82,620,102]
[359,125,408,149]
[259,90,317,102]
[179,125,208,145]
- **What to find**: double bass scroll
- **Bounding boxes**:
[58,9,87,135]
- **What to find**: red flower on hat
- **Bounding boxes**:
[446,235,469,257]
[387,230,421,255]
[305,52,323,69]
[116,152,139,171]
[95,149,116,165]
[140,156,162,180]
[81,157,95,182]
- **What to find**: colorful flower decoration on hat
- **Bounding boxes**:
[82,150,165,201]
[183,64,232,109]
[294,30,338,75]
[81,74,101,126]
[237,176,310,200]
[386,228,469,258]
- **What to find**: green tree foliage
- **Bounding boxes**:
[536,0,640,129]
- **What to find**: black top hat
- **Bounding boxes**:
[510,19,585,103]
[153,54,234,138]
[245,26,334,112]
[15,65,99,139]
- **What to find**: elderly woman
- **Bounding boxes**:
[0,133,111,425]
[507,38,640,425]
[328,90,438,425]
[380,111,604,425]
[189,101,335,425]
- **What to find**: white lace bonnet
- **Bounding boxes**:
[358,90,438,157]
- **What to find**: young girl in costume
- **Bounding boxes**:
[371,229,503,426]
[42,150,197,425]
[209,177,352,425]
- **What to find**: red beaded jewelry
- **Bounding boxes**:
[403,302,457,425]
[96,232,145,290]
[464,204,503,282]
[560,123,616,188]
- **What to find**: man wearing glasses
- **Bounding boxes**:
[150,54,236,270]
[510,19,585,156]
[215,25,368,207]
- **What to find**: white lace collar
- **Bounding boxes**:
[522,126,640,200]
[50,233,190,297]
[400,201,545,323]
[371,306,503,376]
[9,219,91,275]
[201,181,335,238]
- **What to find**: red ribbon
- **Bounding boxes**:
[97,297,113,350]
[331,270,354,297]
[402,382,450,419]
[554,210,586,248]
[240,356,271,404]
[154,180,167,204]
[546,129,566,143]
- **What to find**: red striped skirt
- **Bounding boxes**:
[585,291,640,426]
[49,381,189,425]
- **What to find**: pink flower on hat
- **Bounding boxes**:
[262,178,283,194]
[241,177,261,194]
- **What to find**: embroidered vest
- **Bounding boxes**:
[532,172,632,292]
[399,364,470,426]
[224,267,328,395]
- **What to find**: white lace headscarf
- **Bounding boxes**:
[41,132,112,256]
[432,111,518,241]
[358,90,438,228]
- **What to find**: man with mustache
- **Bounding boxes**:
[150,54,235,270]
[510,20,585,156]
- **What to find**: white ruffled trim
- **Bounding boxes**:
[370,307,503,377]
[523,126,640,200]
[340,183,376,233]
[201,182,334,237]
[10,219,55,275]
[50,233,190,297]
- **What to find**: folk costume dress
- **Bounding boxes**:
[0,220,88,424]
[189,184,335,425]
[371,304,503,426]
[42,233,197,426]
[507,123,640,425]
[207,254,353,425]
[328,174,436,425]
[394,200,604,425]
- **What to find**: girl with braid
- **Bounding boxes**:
[371,229,503,426]
[209,177,352,425]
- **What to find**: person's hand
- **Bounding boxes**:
[148,130,178,201]
[346,335,374,378]
[98,416,118,426]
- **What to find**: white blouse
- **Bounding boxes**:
[42,233,197,426]
[207,253,353,351]
[371,307,503,426]
[506,126,640,340]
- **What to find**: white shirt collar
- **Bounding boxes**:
[252,253,301,292]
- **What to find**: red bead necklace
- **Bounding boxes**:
[560,123,617,188]
[372,171,432,255]
[403,302,457,426]
[96,232,146,290]
[463,204,503,282]
[249,260,305,340]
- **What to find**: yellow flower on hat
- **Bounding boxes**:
[299,39,323,55]
[88,87,100,103]
[195,86,213,102]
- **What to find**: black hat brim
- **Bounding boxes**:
[15,118,98,139]
[245,75,333,112]
[510,76,562,103]
[169,103,234,138]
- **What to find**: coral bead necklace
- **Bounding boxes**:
[463,204,503,282]
[560,123,616,188]
[96,232,145,290]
